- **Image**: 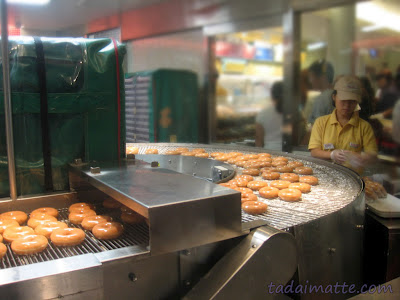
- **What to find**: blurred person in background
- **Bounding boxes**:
[392,99,400,147]
[255,81,306,150]
[359,76,375,121]
[302,69,321,123]
[373,71,399,119]
[308,75,377,174]
[307,59,335,125]
[359,76,384,149]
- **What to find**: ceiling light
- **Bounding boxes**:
[361,24,385,32]
[7,0,50,5]
[357,2,400,32]
[307,42,326,51]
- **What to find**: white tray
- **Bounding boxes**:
[366,193,400,218]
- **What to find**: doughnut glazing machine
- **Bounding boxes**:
[0,143,364,299]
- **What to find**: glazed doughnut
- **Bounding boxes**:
[362,176,373,182]
[273,157,289,163]
[31,207,59,218]
[0,211,28,225]
[192,148,206,153]
[287,161,304,168]
[228,179,249,187]
[181,151,196,156]
[219,182,235,188]
[103,198,121,209]
[34,221,68,239]
[3,226,35,243]
[247,180,269,191]
[270,180,292,190]
[69,202,95,212]
[235,160,248,167]
[258,153,272,158]
[365,186,378,200]
[144,148,158,154]
[175,147,189,153]
[276,165,294,173]
[367,181,387,198]
[11,234,48,255]
[121,211,144,224]
[50,228,86,246]
[81,215,112,230]
[68,209,96,225]
[259,186,279,199]
[280,173,299,183]
[227,157,238,164]
[233,187,254,194]
[0,235,2,243]
[210,152,224,158]
[262,172,281,180]
[195,153,209,158]
[0,243,6,259]
[242,201,268,215]
[294,166,313,175]
[243,161,263,169]
[288,182,311,193]
[235,174,254,182]
[234,155,248,162]
[299,176,319,185]
[261,167,278,173]
[241,193,258,203]
[227,152,242,157]
[245,154,259,160]
[278,188,302,202]
[92,222,124,240]
[215,155,230,162]
[242,168,260,176]
[0,219,19,234]
[272,160,287,167]
[257,160,272,167]
[164,150,180,155]
[27,214,57,229]
[126,146,139,155]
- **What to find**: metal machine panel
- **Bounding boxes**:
[101,252,180,300]
[184,226,297,299]
[69,159,242,255]
[0,254,102,300]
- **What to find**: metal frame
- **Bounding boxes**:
[1,0,17,200]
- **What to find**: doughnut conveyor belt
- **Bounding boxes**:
[128,143,363,231]
[0,143,365,299]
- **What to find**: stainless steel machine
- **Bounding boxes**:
[0,143,364,299]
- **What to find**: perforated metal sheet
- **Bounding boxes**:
[128,143,362,230]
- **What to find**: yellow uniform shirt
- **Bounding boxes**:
[308,109,378,173]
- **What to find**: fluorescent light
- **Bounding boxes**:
[307,42,326,51]
[361,24,385,32]
[357,2,400,32]
[7,0,50,5]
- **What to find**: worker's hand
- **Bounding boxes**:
[330,149,349,164]
[345,152,364,169]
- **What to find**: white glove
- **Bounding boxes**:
[345,152,364,169]
[330,149,348,164]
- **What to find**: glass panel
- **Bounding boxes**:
[213,28,284,148]
[300,0,400,195]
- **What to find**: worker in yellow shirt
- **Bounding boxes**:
[308,75,378,174]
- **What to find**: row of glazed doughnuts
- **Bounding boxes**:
[0,198,145,258]
[216,152,320,216]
